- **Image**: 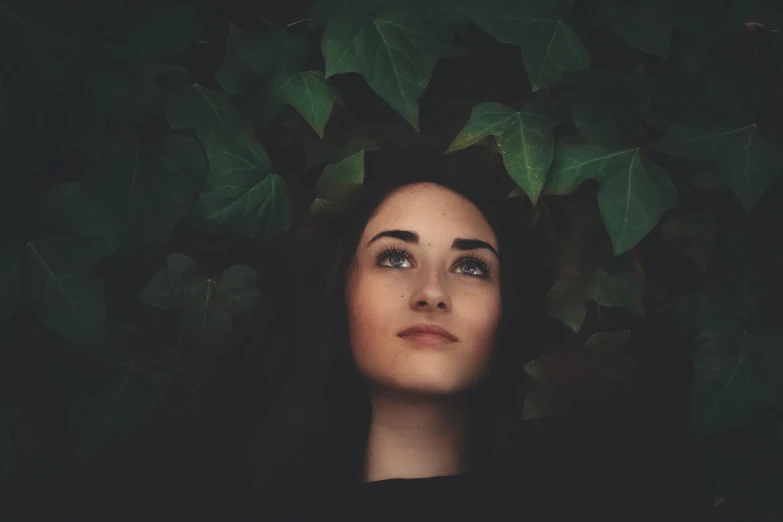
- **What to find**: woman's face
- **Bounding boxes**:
[345,182,502,397]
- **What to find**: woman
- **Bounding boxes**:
[243,164,553,521]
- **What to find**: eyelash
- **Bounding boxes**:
[375,244,492,279]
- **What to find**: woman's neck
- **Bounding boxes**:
[362,386,471,483]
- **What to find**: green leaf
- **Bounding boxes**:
[23,182,124,342]
[650,117,783,211]
[217,26,341,137]
[189,136,292,238]
[608,0,674,59]
[0,246,22,321]
[565,67,650,146]
[88,128,208,244]
[165,83,253,143]
[453,0,590,91]
[445,102,559,204]
[523,330,641,420]
[137,253,204,311]
[310,149,365,214]
[263,70,342,138]
[688,325,783,440]
[69,345,180,465]
[321,3,463,131]
[660,212,718,271]
[545,143,680,255]
[177,264,261,348]
[548,255,646,333]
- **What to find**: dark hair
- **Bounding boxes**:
[243,156,553,520]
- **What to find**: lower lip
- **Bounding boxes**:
[399,333,455,346]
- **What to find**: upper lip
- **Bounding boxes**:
[398,323,457,341]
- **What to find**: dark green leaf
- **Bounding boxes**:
[23,182,124,342]
[650,117,783,211]
[688,324,783,440]
[189,136,292,238]
[660,212,718,271]
[545,143,680,255]
[137,253,204,311]
[453,0,590,91]
[89,128,208,244]
[609,0,675,59]
[445,102,559,204]
[321,2,464,131]
[310,149,365,214]
[69,345,180,464]
[165,83,253,143]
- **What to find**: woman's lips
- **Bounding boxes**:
[399,332,456,346]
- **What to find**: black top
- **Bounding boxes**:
[351,472,510,522]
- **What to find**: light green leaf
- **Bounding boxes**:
[321,4,463,131]
[89,129,208,244]
[137,253,203,311]
[650,117,783,211]
[0,246,22,321]
[453,0,590,91]
[310,149,365,215]
[545,143,680,255]
[189,136,292,238]
[445,102,559,204]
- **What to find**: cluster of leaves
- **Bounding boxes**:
[1,0,782,519]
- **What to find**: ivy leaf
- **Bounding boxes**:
[650,117,783,211]
[0,245,22,322]
[165,83,293,238]
[320,2,464,131]
[187,135,292,239]
[606,0,675,59]
[68,345,181,465]
[544,143,680,255]
[166,83,252,143]
[452,0,590,91]
[445,102,559,204]
[546,209,646,332]
[218,26,342,137]
[548,255,646,333]
[660,212,718,272]
[564,66,650,146]
[177,264,261,380]
[88,128,208,244]
[523,330,641,420]
[310,149,365,215]
[23,182,125,342]
[137,253,204,311]
[680,285,783,440]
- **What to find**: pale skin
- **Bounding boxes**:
[344,182,502,483]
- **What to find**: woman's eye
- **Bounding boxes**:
[377,248,490,279]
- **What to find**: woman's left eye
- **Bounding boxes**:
[375,246,490,279]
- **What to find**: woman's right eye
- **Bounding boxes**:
[377,247,412,269]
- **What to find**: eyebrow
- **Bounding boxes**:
[367,230,500,259]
